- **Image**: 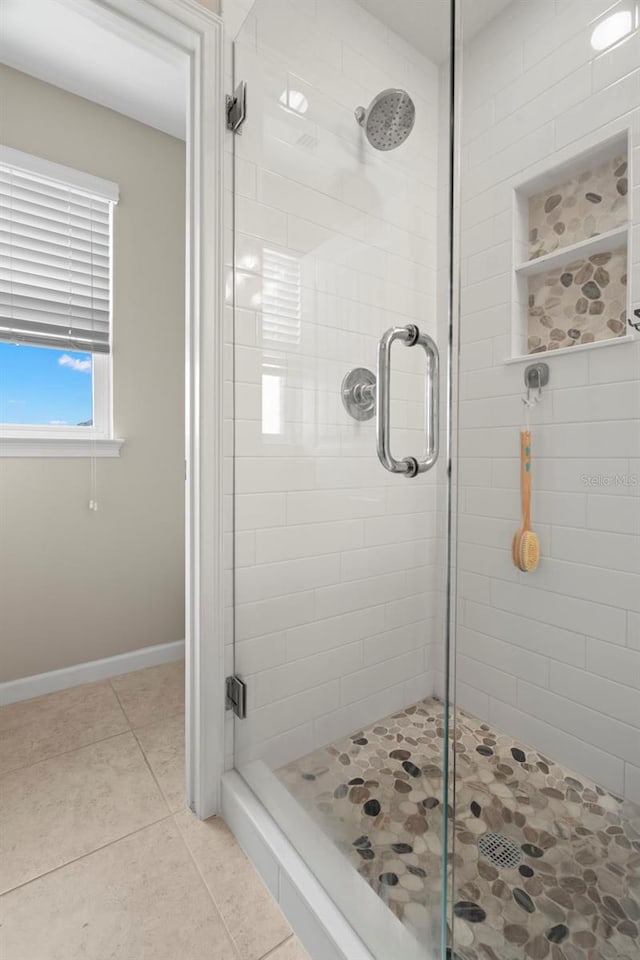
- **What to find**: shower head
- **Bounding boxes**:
[355,89,416,151]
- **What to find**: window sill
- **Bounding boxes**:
[0,437,125,458]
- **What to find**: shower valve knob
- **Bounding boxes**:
[342,368,377,422]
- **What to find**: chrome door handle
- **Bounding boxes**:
[376,324,439,478]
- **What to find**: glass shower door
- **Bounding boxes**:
[229,1,454,957]
[450,1,640,958]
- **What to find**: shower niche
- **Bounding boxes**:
[511,131,632,358]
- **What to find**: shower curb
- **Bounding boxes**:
[221,771,377,960]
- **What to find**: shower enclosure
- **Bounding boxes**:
[226,1,640,957]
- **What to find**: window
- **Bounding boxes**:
[0,146,120,455]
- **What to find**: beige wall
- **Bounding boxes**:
[0,66,186,681]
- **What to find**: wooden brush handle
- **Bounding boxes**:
[521,430,532,529]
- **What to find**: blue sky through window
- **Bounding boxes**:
[0,343,93,426]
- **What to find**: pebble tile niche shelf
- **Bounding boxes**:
[512,133,631,359]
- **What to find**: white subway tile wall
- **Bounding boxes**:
[453,0,640,802]
[222,0,640,805]
[226,0,443,771]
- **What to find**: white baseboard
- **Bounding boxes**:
[0,639,185,706]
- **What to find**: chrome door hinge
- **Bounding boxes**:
[225,675,247,719]
[226,81,247,134]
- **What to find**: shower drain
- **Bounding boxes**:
[477,832,522,870]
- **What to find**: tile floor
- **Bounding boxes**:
[278,697,640,960]
[0,661,309,960]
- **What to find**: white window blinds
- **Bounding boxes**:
[0,147,118,354]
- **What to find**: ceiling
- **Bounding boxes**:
[0,0,188,140]
[354,0,514,64]
[0,0,511,135]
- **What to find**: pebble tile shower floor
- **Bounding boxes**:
[277,698,640,960]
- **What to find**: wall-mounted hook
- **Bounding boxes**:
[523,362,549,407]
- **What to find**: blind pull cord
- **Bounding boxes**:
[89,435,98,511]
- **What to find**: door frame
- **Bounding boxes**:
[73,0,226,818]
